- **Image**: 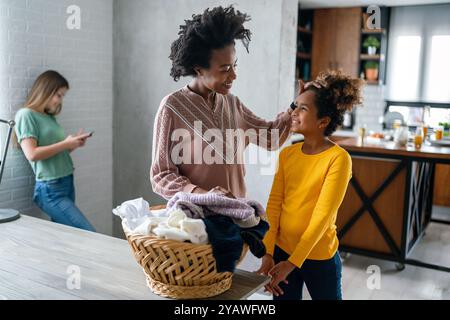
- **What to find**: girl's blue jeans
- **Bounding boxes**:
[33,174,96,232]
[273,246,342,300]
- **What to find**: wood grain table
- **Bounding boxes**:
[0,215,269,300]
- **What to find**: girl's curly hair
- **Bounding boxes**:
[169,5,251,81]
[306,70,364,136]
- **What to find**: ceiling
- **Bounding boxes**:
[299,0,450,9]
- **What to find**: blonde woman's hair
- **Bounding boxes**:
[13,70,69,147]
[25,70,69,115]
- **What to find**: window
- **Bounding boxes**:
[386,4,450,104]
[386,102,450,129]
[389,105,423,127]
[424,107,450,128]
[424,35,450,103]
[387,36,422,101]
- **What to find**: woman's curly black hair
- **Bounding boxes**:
[306,70,364,136]
[169,5,251,81]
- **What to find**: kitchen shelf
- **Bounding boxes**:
[360,54,381,60]
[298,27,313,34]
[365,80,380,85]
[297,52,311,59]
[359,7,390,85]
[362,28,386,34]
[296,8,314,81]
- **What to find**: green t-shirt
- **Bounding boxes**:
[14,108,74,181]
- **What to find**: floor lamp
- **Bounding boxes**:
[0,119,20,223]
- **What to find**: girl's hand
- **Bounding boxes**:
[267,260,296,297]
[255,254,275,276]
[255,254,281,295]
[64,135,83,150]
[64,131,90,151]
[76,130,90,148]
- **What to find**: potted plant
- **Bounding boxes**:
[364,61,379,81]
[439,122,450,137]
[363,36,380,55]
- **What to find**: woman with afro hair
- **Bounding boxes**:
[151,5,293,199]
[257,71,364,300]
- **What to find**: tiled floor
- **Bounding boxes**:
[242,208,450,300]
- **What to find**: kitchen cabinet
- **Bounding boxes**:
[434,164,450,206]
[311,7,361,78]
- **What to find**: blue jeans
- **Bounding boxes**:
[273,246,342,300]
[33,175,96,232]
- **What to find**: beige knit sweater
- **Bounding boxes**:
[150,85,292,200]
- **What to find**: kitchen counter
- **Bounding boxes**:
[337,137,450,162]
[333,136,450,272]
[0,215,269,299]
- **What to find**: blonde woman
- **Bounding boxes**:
[14,70,95,231]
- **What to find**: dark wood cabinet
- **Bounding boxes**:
[433,164,450,206]
[311,8,361,79]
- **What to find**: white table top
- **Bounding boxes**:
[0,215,269,300]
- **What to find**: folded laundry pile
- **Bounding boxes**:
[112,197,208,244]
[113,193,270,273]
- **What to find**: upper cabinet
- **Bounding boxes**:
[311,8,361,79]
[296,6,390,85]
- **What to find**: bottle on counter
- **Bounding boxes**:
[357,125,366,145]
[414,127,423,149]
[435,126,444,140]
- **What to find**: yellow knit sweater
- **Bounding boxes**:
[263,142,352,268]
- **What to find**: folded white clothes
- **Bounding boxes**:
[153,210,208,244]
[112,197,167,231]
[112,198,208,244]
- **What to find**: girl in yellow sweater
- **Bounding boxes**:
[257,71,363,300]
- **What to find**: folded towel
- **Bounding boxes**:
[153,210,209,244]
[133,216,167,235]
[112,197,168,231]
[180,219,209,244]
[112,198,208,244]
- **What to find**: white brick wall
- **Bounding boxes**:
[354,85,386,133]
[0,0,113,235]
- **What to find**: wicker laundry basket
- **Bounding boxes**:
[123,205,249,299]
